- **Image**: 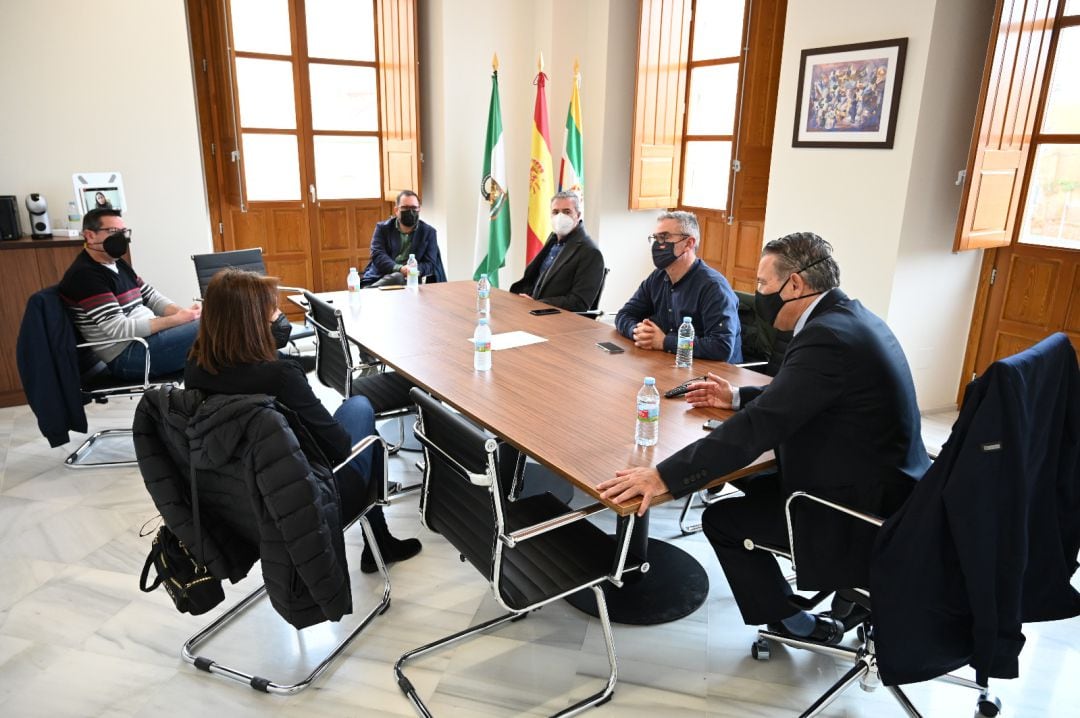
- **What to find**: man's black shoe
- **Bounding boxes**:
[765,614,845,646]
[826,605,871,633]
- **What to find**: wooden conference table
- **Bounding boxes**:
[296,281,774,623]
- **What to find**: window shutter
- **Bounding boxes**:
[629,0,692,210]
[954,0,1060,251]
[376,0,421,202]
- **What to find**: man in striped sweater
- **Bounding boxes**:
[59,208,201,381]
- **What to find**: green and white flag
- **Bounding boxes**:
[474,60,512,287]
[558,63,584,200]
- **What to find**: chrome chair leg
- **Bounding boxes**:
[64,429,138,468]
[886,685,923,718]
[555,585,618,717]
[802,659,873,717]
[181,514,391,694]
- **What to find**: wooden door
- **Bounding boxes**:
[187,0,420,308]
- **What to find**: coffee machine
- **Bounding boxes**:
[25,194,53,239]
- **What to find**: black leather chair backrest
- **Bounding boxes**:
[590,267,610,312]
[303,290,353,399]
[410,387,502,582]
[735,290,790,376]
[192,248,265,299]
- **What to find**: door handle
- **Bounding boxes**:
[309,183,317,203]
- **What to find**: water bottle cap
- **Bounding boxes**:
[683,316,692,323]
[349,267,357,272]
[480,273,488,279]
[644,377,655,386]
[479,318,489,325]
[409,253,415,259]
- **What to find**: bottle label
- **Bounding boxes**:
[475,340,491,353]
[637,402,659,422]
[478,289,490,299]
[678,337,694,351]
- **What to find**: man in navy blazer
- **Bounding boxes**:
[600,232,928,644]
[362,190,446,286]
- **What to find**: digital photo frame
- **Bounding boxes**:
[72,172,128,214]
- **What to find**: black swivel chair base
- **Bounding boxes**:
[64,428,138,468]
[395,585,618,718]
[751,624,1002,718]
[181,515,392,695]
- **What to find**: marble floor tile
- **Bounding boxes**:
[0,400,1076,718]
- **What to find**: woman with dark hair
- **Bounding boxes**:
[185,268,421,573]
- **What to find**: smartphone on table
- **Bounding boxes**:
[529,307,561,315]
[703,418,724,430]
[596,341,625,354]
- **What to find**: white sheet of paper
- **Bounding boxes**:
[466,331,548,351]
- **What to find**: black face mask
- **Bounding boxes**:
[651,239,687,270]
[270,313,292,349]
[101,232,130,259]
[754,256,829,327]
[398,209,419,228]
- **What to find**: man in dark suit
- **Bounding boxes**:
[599,232,929,644]
[362,190,446,286]
[509,191,604,312]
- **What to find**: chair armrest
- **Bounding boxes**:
[333,433,391,503]
[735,360,768,369]
[76,336,152,387]
[501,502,609,547]
[783,491,884,579]
[574,309,604,319]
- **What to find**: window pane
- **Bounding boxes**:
[235,58,296,129]
[691,0,745,60]
[306,0,375,61]
[230,0,291,55]
[687,64,739,135]
[1066,0,1080,16]
[681,141,732,210]
[314,136,380,199]
[309,64,378,131]
[243,134,301,201]
[1041,26,1080,133]
[1019,144,1080,250]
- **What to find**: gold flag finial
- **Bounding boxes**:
[538,51,544,73]
[573,57,580,78]
[492,53,499,72]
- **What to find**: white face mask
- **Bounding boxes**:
[551,213,577,237]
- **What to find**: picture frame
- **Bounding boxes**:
[792,37,908,149]
[72,172,128,214]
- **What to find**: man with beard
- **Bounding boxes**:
[362,190,446,287]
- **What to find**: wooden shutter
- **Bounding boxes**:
[954,0,1060,251]
[376,0,421,202]
[629,0,692,210]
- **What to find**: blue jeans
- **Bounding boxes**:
[106,321,200,381]
[333,395,383,520]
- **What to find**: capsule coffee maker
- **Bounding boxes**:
[25,194,53,239]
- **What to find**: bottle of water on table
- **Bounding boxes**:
[406,253,419,288]
[347,267,361,304]
[474,317,492,371]
[477,273,491,315]
[676,316,695,368]
[635,377,659,446]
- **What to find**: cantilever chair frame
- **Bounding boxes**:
[302,292,416,466]
[181,433,393,695]
[748,491,1000,718]
[66,336,177,469]
[395,400,638,718]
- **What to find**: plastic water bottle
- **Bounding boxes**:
[66,201,81,232]
[635,377,660,446]
[473,317,492,371]
[676,316,695,368]
[406,253,419,288]
[347,267,361,305]
[477,273,491,315]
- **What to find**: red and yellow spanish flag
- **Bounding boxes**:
[526,53,554,263]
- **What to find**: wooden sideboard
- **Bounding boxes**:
[0,238,84,407]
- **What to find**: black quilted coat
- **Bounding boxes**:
[133,385,352,629]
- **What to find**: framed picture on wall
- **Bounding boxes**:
[792,37,908,149]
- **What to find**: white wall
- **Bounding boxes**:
[0,0,211,305]
[765,0,993,408]
[419,0,655,311]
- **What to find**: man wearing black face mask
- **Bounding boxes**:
[614,211,742,362]
[361,190,446,287]
[599,232,927,646]
[58,208,201,381]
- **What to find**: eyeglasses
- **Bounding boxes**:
[93,228,132,239]
[648,232,690,247]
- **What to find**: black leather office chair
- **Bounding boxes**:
[678,290,790,534]
[303,290,416,461]
[133,386,392,694]
[746,333,1080,717]
[576,266,610,320]
[191,248,315,349]
[16,286,181,467]
[395,388,634,717]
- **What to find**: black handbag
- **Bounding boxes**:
[140,461,224,615]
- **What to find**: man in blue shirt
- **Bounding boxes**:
[615,211,742,362]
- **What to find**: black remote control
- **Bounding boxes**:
[664,376,706,399]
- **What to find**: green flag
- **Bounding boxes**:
[474,66,511,287]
